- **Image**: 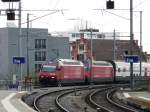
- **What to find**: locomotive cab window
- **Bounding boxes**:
[84,66,91,71]
[118,68,121,72]
[123,68,126,72]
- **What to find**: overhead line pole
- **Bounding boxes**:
[18,0,22,82]
[139,11,142,76]
[90,29,93,84]
[27,13,29,78]
[80,28,99,85]
[130,0,134,89]
[113,29,116,61]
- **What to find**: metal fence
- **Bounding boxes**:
[0,80,34,91]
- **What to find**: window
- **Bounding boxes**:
[62,61,81,65]
[72,33,80,38]
[72,33,76,37]
[41,39,46,48]
[93,62,110,66]
[97,34,105,38]
[124,50,129,55]
[77,54,84,61]
[123,68,126,72]
[79,44,84,51]
[35,51,46,61]
[35,39,46,49]
[42,66,56,72]
[35,64,42,72]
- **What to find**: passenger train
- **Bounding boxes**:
[38,59,150,86]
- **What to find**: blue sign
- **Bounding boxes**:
[13,57,25,64]
[125,55,139,63]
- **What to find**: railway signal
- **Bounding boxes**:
[7,9,15,20]
[106,0,114,9]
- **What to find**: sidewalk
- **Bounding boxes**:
[0,90,36,112]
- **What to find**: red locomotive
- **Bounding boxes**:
[39,59,150,86]
[84,60,114,84]
[39,59,84,86]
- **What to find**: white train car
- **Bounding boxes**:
[115,61,150,82]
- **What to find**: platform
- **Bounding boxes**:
[0,90,36,112]
[123,91,150,111]
[1,89,150,112]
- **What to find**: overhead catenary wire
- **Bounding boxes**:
[103,10,130,21]
[21,10,66,25]
[94,9,131,21]
[134,0,149,9]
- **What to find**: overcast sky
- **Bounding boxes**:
[0,0,150,53]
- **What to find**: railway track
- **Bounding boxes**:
[33,85,108,112]
[107,88,146,112]
[55,86,98,112]
[22,84,144,112]
[86,86,143,112]
[34,88,73,112]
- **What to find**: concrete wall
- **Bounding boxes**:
[47,36,71,61]
[0,28,9,80]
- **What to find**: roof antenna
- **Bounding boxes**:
[85,20,88,29]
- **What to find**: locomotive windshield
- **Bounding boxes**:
[92,61,110,66]
[62,61,81,65]
[42,66,56,72]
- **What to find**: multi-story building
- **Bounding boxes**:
[0,27,70,80]
[52,30,120,42]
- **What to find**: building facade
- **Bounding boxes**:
[0,27,70,80]
[70,37,148,62]
[52,30,120,42]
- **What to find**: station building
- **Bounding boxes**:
[0,27,70,80]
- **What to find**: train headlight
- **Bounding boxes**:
[40,75,44,78]
[51,76,55,79]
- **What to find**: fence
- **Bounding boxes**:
[0,79,35,91]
